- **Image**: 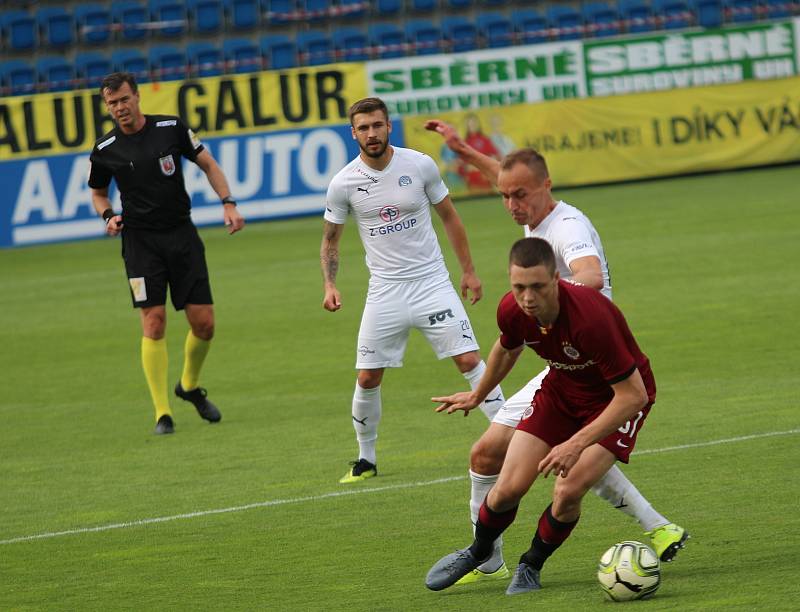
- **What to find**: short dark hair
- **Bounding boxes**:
[500,148,550,182]
[509,237,556,275]
[348,97,389,124]
[100,72,138,98]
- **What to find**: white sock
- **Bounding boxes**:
[462,361,505,420]
[469,470,504,572]
[351,382,381,465]
[592,464,669,532]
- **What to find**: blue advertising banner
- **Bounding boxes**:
[0,121,405,248]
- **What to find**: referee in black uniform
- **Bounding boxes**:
[89,72,245,435]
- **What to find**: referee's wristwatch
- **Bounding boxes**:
[222,196,237,206]
[102,209,116,224]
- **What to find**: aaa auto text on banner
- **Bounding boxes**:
[0,63,369,247]
[405,77,800,190]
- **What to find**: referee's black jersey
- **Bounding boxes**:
[88,115,205,230]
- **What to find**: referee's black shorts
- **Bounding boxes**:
[121,222,213,310]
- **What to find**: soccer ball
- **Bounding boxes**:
[597,540,661,601]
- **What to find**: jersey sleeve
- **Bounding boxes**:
[550,218,600,268]
[497,293,524,350]
[177,118,204,162]
[87,148,113,189]
[418,153,449,205]
[323,175,349,225]
[578,300,636,384]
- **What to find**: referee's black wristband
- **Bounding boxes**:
[222,196,237,206]
[102,209,115,222]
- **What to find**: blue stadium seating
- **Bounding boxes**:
[333,27,370,62]
[547,5,584,40]
[74,5,112,45]
[112,2,148,41]
[264,0,295,25]
[511,9,549,45]
[339,0,368,18]
[693,0,723,27]
[297,30,334,65]
[187,41,224,76]
[1,59,37,96]
[150,45,188,81]
[222,37,261,73]
[37,56,75,92]
[226,0,261,29]
[149,0,187,37]
[37,7,75,48]
[446,0,472,8]
[766,0,792,18]
[442,16,478,53]
[618,0,654,33]
[75,52,114,89]
[2,11,37,51]
[583,2,621,38]
[112,49,150,82]
[405,20,442,55]
[300,0,331,21]
[260,34,298,69]
[369,23,405,59]
[652,0,693,29]
[725,0,759,21]
[188,0,224,33]
[376,0,403,15]
[476,12,513,48]
[411,0,438,12]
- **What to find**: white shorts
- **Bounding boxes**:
[492,367,549,428]
[355,272,480,369]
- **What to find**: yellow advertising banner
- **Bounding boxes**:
[0,63,367,161]
[404,76,800,192]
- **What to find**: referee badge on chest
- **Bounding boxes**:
[159,154,176,176]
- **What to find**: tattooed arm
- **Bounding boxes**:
[320,220,345,311]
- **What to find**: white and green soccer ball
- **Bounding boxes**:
[597,540,661,601]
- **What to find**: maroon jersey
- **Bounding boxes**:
[497,280,656,417]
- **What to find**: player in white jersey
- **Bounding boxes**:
[425,120,689,582]
[320,98,505,485]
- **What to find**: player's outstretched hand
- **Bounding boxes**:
[106,215,123,236]
[432,391,480,417]
[461,271,482,305]
[323,286,342,312]
[538,439,584,479]
[424,119,465,154]
[223,205,245,234]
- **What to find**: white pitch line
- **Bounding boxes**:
[2,428,798,546]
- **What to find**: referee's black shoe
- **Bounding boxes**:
[154,414,175,435]
[174,383,222,423]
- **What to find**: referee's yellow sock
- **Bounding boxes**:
[180,331,211,391]
[141,336,171,421]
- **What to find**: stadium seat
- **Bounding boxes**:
[447,0,472,7]
[225,0,261,29]
[442,16,478,53]
[724,0,760,22]
[113,2,149,41]
[369,23,405,59]
[75,52,114,89]
[1,59,37,96]
[187,41,224,76]
[617,0,654,33]
[37,56,75,92]
[74,5,113,45]
[511,9,549,45]
[476,12,513,48]
[260,34,298,69]
[339,0,368,18]
[2,11,37,51]
[652,0,693,29]
[188,0,224,33]
[583,2,621,38]
[333,27,370,62]
[765,0,792,18]
[112,49,150,82]
[547,6,584,40]
[405,20,442,55]
[692,0,723,27]
[222,37,261,73]
[263,0,295,24]
[150,45,188,81]
[37,7,75,48]
[297,30,334,66]
[149,0,187,37]
[376,0,403,15]
[300,0,331,21]
[411,0,438,12]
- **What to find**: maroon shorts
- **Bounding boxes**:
[516,381,653,463]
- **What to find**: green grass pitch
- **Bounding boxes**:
[1,165,797,610]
